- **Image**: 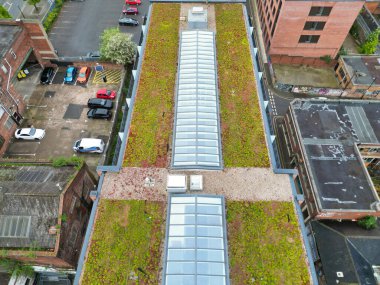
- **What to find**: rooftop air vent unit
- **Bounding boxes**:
[192,7,204,13]
[190,175,203,191]
[166,175,187,193]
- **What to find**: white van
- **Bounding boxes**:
[73,138,105,154]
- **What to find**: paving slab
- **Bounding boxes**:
[101,167,293,202]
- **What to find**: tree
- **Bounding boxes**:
[359,29,380,55]
[0,5,12,18]
[100,28,137,65]
[24,0,41,12]
[0,258,34,278]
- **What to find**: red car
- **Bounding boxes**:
[96,89,116,100]
[123,6,138,15]
[125,0,141,5]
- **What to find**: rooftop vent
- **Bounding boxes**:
[190,175,203,191]
[336,272,344,278]
[166,175,187,193]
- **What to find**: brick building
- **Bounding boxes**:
[0,19,57,155]
[334,55,380,98]
[0,162,96,268]
[284,99,380,221]
[256,0,364,65]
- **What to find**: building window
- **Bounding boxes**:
[0,106,4,119]
[9,48,17,59]
[299,35,320,43]
[304,21,326,31]
[309,6,332,16]
[0,135,4,150]
[4,115,14,130]
[338,67,346,79]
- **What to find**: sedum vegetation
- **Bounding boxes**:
[82,200,165,284]
[123,4,180,167]
[215,4,269,167]
[227,201,310,285]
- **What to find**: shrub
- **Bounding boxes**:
[357,216,377,230]
[43,0,65,33]
[320,55,332,64]
[0,5,12,18]
[359,29,380,55]
[0,258,34,277]
[350,22,359,41]
[52,156,83,169]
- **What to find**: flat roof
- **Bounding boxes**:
[171,31,222,169]
[162,194,229,285]
[0,24,21,59]
[341,55,380,86]
[0,165,77,249]
[290,100,380,211]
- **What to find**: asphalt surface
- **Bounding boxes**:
[0,0,23,18]
[49,0,148,57]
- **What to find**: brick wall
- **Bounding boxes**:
[270,54,336,67]
[57,164,96,267]
[269,1,364,60]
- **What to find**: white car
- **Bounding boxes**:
[15,128,45,140]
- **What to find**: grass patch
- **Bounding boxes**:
[123,4,180,167]
[43,0,65,33]
[82,200,165,284]
[215,4,269,167]
[227,201,310,285]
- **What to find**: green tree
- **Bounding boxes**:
[100,28,137,65]
[0,5,12,18]
[0,258,34,278]
[24,0,41,12]
[359,29,380,55]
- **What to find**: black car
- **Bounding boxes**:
[119,17,139,26]
[87,108,112,119]
[40,67,55,84]
[87,98,113,110]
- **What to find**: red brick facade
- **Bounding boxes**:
[0,19,57,155]
[257,0,364,65]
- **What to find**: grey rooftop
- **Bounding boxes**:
[290,100,380,211]
[0,165,77,249]
[0,24,21,59]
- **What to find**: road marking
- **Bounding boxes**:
[10,153,36,156]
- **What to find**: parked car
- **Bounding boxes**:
[64,66,77,84]
[87,98,113,110]
[15,128,45,140]
[77,67,91,84]
[73,138,105,153]
[40,67,54,84]
[87,108,112,119]
[86,51,100,59]
[96,89,116,100]
[125,0,141,5]
[123,6,138,15]
[119,17,139,26]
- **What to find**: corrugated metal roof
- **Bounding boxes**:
[162,195,230,285]
[172,31,222,169]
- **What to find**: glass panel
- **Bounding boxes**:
[169,225,195,236]
[167,249,195,261]
[170,214,196,225]
[171,204,196,214]
[166,275,195,285]
[171,197,196,204]
[197,262,225,275]
[197,249,224,262]
[166,262,195,274]
[197,226,223,237]
[197,215,222,226]
[197,197,222,204]
[168,237,195,248]
[197,276,226,285]
[197,205,222,214]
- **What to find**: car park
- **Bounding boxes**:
[15,128,45,140]
[40,67,55,84]
[125,0,141,5]
[64,67,77,84]
[77,67,91,84]
[73,138,105,153]
[119,17,139,26]
[96,89,116,100]
[123,6,138,15]
[87,98,113,110]
[87,108,112,119]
